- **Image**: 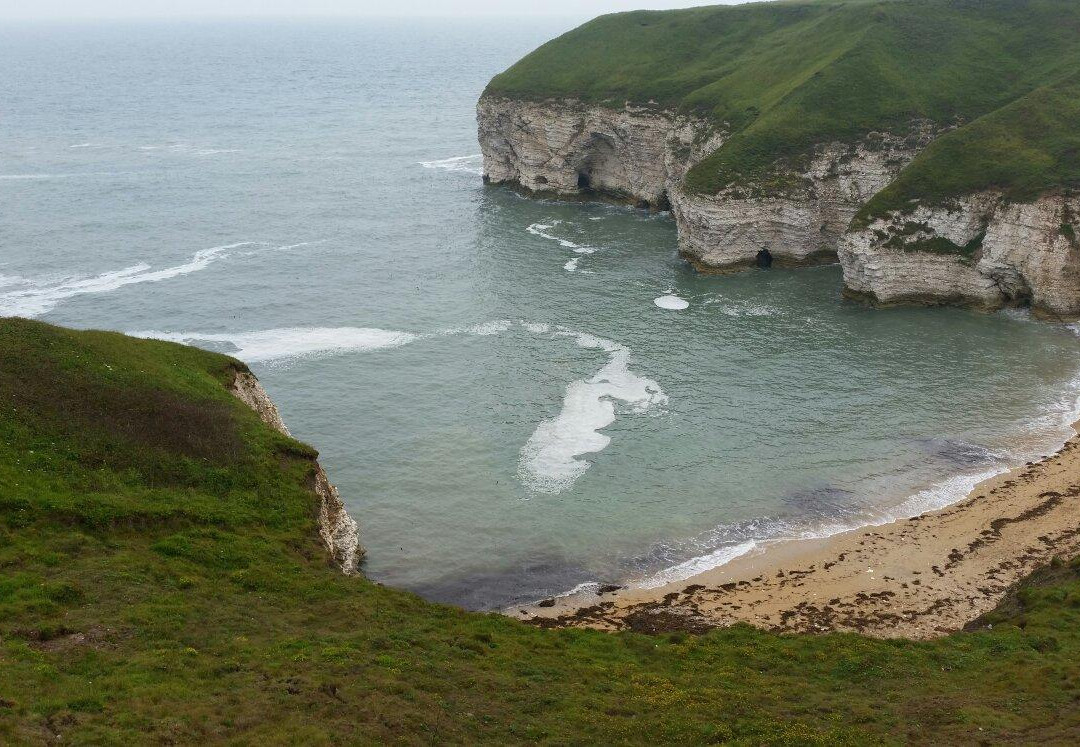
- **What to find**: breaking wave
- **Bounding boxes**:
[0,242,261,318]
[130,327,421,364]
[419,154,484,176]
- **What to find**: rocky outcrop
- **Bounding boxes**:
[477,95,722,208]
[229,370,363,574]
[841,192,1080,316]
[478,95,1080,315]
[671,129,938,271]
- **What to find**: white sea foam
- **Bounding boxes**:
[0,242,261,318]
[419,154,484,176]
[563,257,580,272]
[131,327,421,364]
[519,327,667,494]
[130,319,515,367]
[637,541,758,589]
[703,297,778,317]
[525,221,597,254]
[468,319,513,336]
[653,294,689,310]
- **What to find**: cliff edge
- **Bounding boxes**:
[229,370,362,574]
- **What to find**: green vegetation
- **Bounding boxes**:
[876,222,985,256]
[4,318,1080,742]
[485,0,1080,210]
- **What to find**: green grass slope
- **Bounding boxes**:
[485,0,1080,207]
[4,317,1080,743]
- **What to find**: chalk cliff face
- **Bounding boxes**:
[477,96,722,209]
[478,95,1080,316]
[230,370,363,574]
[670,128,938,271]
[842,193,1080,316]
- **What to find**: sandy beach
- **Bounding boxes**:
[515,424,1080,639]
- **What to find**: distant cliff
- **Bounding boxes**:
[479,0,1080,316]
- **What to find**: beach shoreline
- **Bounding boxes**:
[512,423,1080,639]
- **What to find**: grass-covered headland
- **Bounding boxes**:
[3,317,1080,743]
[484,0,1080,217]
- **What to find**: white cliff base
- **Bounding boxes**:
[842,192,1080,317]
[230,370,363,574]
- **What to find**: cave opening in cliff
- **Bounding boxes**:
[577,171,591,190]
[756,248,773,268]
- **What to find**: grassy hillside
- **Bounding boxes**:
[485,0,1080,207]
[4,318,1080,743]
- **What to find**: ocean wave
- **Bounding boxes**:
[518,326,667,495]
[419,154,484,176]
[525,221,597,254]
[0,242,262,318]
[131,327,421,364]
[637,541,758,589]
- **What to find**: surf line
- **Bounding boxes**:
[0,240,316,318]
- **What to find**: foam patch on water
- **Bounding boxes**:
[419,154,484,176]
[0,241,261,317]
[563,257,580,272]
[703,297,779,317]
[518,326,667,494]
[526,221,597,254]
[654,295,689,310]
[131,327,420,364]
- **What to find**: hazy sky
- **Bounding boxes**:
[0,0,744,21]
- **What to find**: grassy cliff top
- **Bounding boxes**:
[4,317,1080,741]
[485,0,1080,208]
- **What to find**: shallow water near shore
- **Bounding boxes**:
[4,19,1080,610]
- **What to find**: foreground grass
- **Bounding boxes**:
[3,318,1080,743]
[484,0,1080,214]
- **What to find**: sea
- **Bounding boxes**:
[3,17,1080,609]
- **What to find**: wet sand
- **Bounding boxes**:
[514,425,1080,639]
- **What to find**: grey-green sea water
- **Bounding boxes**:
[3,19,1080,609]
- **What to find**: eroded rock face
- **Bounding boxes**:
[230,370,363,574]
[478,95,1080,315]
[671,130,937,271]
[477,95,722,208]
[841,192,1080,316]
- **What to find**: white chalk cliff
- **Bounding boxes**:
[478,95,1080,316]
[230,370,363,574]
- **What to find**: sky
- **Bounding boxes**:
[0,0,743,21]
